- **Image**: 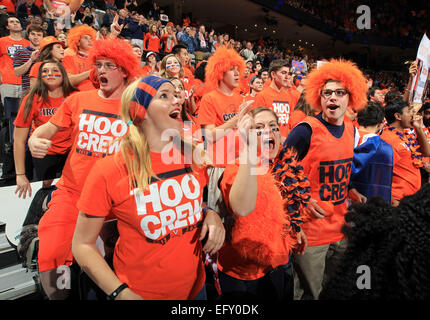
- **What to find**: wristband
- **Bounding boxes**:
[202,207,215,216]
[107,283,129,300]
[16,173,26,176]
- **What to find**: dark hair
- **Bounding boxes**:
[194,61,207,82]
[384,90,402,105]
[419,101,430,113]
[22,60,77,121]
[250,75,262,85]
[38,43,61,62]
[258,68,269,76]
[357,102,385,127]
[320,183,430,299]
[172,43,188,55]
[268,59,289,76]
[26,24,44,35]
[367,86,380,99]
[384,98,409,125]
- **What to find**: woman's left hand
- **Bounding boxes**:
[200,209,225,255]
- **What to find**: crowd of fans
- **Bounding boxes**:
[284,0,430,43]
[0,0,429,302]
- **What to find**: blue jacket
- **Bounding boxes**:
[180,33,197,53]
[350,134,393,203]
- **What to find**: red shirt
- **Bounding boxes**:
[161,33,175,53]
[380,128,421,201]
[0,0,15,13]
[0,36,30,85]
[218,161,295,280]
[78,150,208,299]
[288,109,307,131]
[197,90,244,166]
[49,90,127,193]
[299,116,355,246]
[143,33,161,53]
[14,94,73,155]
[62,54,95,91]
[254,86,299,137]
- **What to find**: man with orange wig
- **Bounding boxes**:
[281,59,368,300]
[28,38,141,299]
[62,24,97,91]
[197,46,253,213]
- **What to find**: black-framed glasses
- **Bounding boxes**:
[321,89,349,98]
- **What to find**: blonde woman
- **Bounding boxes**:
[72,76,225,300]
[159,54,184,79]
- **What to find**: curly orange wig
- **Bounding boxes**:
[305,59,368,111]
[205,46,245,92]
[89,38,142,81]
[67,24,97,53]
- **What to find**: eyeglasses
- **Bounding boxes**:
[94,62,118,71]
[321,89,349,98]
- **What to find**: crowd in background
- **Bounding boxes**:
[0,0,429,302]
[285,0,430,42]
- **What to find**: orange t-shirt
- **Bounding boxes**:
[29,61,42,79]
[243,94,257,103]
[239,76,251,95]
[254,85,299,137]
[218,161,294,280]
[263,79,271,88]
[299,116,355,246]
[380,128,421,201]
[62,54,96,91]
[288,86,301,102]
[77,150,208,299]
[0,36,30,85]
[141,65,158,77]
[183,67,195,84]
[143,33,161,53]
[288,109,307,131]
[197,90,244,167]
[14,94,73,155]
[49,90,127,193]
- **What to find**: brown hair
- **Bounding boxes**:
[268,59,290,76]
[22,60,77,121]
[251,106,279,122]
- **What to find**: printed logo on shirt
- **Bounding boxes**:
[133,168,203,245]
[272,100,290,125]
[39,107,58,117]
[76,109,127,158]
[222,112,237,122]
[318,158,352,205]
[7,44,25,59]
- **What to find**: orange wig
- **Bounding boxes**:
[67,24,97,53]
[305,59,368,111]
[205,46,246,92]
[89,38,142,82]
